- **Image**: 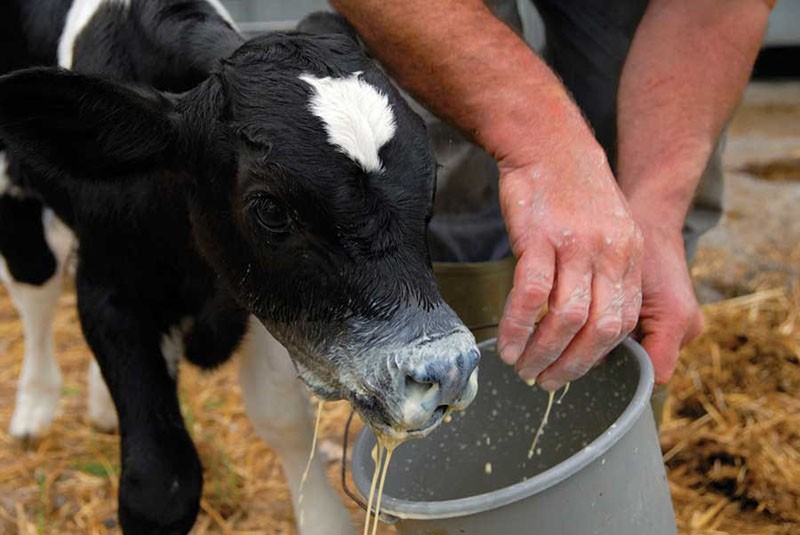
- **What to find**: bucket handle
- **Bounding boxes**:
[341,410,400,525]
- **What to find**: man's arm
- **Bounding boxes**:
[332,0,644,391]
[616,0,774,382]
[332,1,582,167]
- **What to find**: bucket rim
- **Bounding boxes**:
[432,256,517,276]
[350,336,655,520]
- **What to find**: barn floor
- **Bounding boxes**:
[1,81,800,535]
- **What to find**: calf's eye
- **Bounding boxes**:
[251,197,292,233]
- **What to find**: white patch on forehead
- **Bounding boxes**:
[58,0,131,68]
[299,72,396,173]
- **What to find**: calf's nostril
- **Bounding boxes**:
[465,348,480,374]
[404,373,437,398]
[399,373,444,430]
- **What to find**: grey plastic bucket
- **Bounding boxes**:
[350,338,677,535]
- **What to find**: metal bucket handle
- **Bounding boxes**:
[341,410,401,525]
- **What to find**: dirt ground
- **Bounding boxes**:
[1,80,799,535]
[692,82,800,301]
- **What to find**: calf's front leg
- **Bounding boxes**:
[77,278,202,535]
[239,318,353,534]
[0,193,73,439]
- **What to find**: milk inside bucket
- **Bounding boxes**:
[350,337,677,535]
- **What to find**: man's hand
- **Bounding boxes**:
[333,0,647,391]
[634,221,703,383]
[333,0,772,389]
[615,0,773,382]
[496,144,643,391]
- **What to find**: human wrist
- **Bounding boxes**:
[627,195,687,242]
[619,145,712,235]
[488,90,602,174]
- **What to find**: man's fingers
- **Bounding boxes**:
[497,246,555,366]
[514,254,592,384]
[642,292,703,384]
[641,302,702,384]
[536,271,625,390]
[683,307,705,345]
[620,265,643,340]
[641,328,684,384]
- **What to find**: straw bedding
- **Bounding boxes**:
[2,284,799,534]
[662,287,800,535]
[0,282,381,534]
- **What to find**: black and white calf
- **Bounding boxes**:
[0,1,479,533]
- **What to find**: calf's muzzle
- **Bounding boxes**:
[360,303,480,439]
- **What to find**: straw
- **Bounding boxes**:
[0,281,389,533]
[663,286,800,534]
[2,280,799,533]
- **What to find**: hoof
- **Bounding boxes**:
[9,376,61,439]
[118,434,203,535]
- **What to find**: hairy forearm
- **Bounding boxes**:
[331,0,598,168]
[617,0,773,229]
[335,0,649,387]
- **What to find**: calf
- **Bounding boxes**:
[0,1,480,533]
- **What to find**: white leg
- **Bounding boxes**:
[4,210,74,438]
[239,317,353,535]
[87,358,118,431]
[3,262,64,438]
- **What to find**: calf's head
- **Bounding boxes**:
[0,33,478,440]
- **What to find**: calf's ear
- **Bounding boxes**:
[0,67,180,180]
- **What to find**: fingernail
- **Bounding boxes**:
[518,367,538,386]
[538,378,561,392]
[499,343,522,365]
